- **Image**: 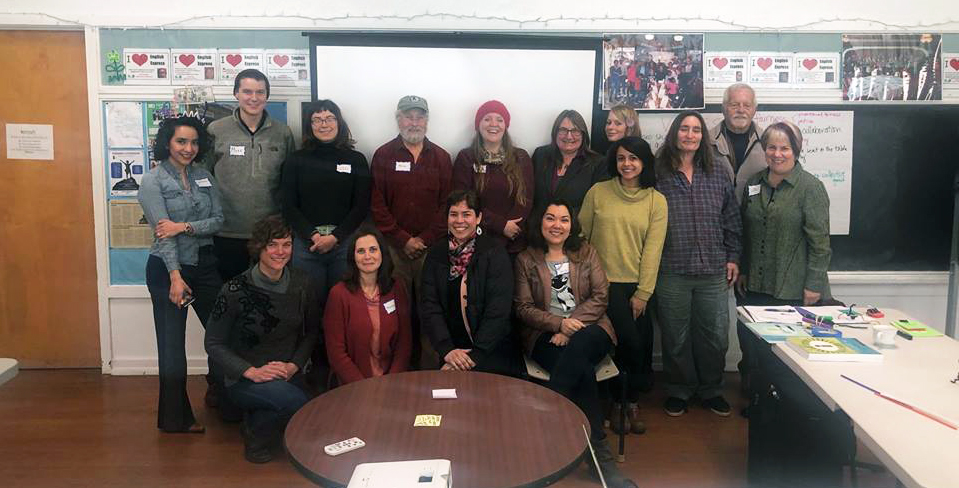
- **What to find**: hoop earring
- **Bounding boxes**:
[476,227,483,236]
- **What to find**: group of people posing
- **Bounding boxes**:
[138,68,831,488]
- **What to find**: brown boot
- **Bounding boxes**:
[627,403,646,434]
[609,402,631,435]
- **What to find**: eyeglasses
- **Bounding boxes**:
[557,128,582,137]
[311,116,337,126]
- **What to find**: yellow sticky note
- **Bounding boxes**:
[413,414,442,427]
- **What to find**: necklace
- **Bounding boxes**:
[361,284,380,302]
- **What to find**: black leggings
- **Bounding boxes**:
[531,324,612,440]
[607,282,654,401]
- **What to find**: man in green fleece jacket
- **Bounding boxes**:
[206,69,296,282]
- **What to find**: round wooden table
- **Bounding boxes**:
[285,370,589,488]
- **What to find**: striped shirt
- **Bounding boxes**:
[656,162,742,275]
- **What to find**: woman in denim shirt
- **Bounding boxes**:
[138,116,224,433]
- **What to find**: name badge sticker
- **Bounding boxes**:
[195,178,212,188]
[395,161,412,172]
[748,184,761,197]
[383,299,396,314]
[230,145,245,156]
[336,164,352,174]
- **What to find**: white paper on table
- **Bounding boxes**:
[431,389,457,399]
[743,306,803,324]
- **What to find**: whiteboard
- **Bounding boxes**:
[314,45,596,159]
[637,111,853,235]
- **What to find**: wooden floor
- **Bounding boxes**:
[0,370,897,488]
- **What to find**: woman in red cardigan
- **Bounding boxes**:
[324,225,412,384]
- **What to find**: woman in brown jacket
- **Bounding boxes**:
[514,198,634,488]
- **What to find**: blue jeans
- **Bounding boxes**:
[292,237,346,388]
[292,237,348,312]
[145,250,222,432]
[656,272,730,400]
[226,375,309,441]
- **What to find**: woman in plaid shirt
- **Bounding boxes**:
[654,111,742,418]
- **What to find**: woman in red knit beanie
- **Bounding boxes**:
[452,99,534,256]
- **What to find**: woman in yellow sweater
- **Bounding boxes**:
[579,136,668,434]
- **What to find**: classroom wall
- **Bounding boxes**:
[2,1,959,31]
[1,2,957,373]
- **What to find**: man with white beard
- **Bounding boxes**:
[370,95,452,368]
[709,83,765,203]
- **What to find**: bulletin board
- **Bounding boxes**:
[102,99,288,284]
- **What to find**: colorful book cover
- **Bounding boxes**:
[745,322,811,343]
[890,319,943,338]
[785,337,883,362]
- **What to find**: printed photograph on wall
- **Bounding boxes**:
[841,34,942,101]
[602,33,704,110]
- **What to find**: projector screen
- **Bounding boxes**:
[311,41,598,160]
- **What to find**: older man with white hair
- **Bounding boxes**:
[370,95,452,368]
[709,83,765,201]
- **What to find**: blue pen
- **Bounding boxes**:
[840,374,881,394]
[795,307,817,319]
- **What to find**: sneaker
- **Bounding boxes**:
[703,396,732,417]
[664,397,687,417]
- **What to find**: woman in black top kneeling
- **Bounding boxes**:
[205,215,320,463]
[419,190,519,375]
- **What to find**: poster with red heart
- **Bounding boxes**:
[171,49,218,83]
[943,53,959,86]
[794,53,839,86]
[123,49,170,85]
[218,50,264,84]
[748,52,793,85]
[704,52,747,85]
[265,49,310,86]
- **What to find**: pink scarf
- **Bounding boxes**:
[448,233,477,280]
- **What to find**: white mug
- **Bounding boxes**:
[872,324,897,348]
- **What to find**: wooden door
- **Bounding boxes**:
[0,30,100,367]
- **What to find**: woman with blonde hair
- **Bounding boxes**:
[604,104,642,144]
